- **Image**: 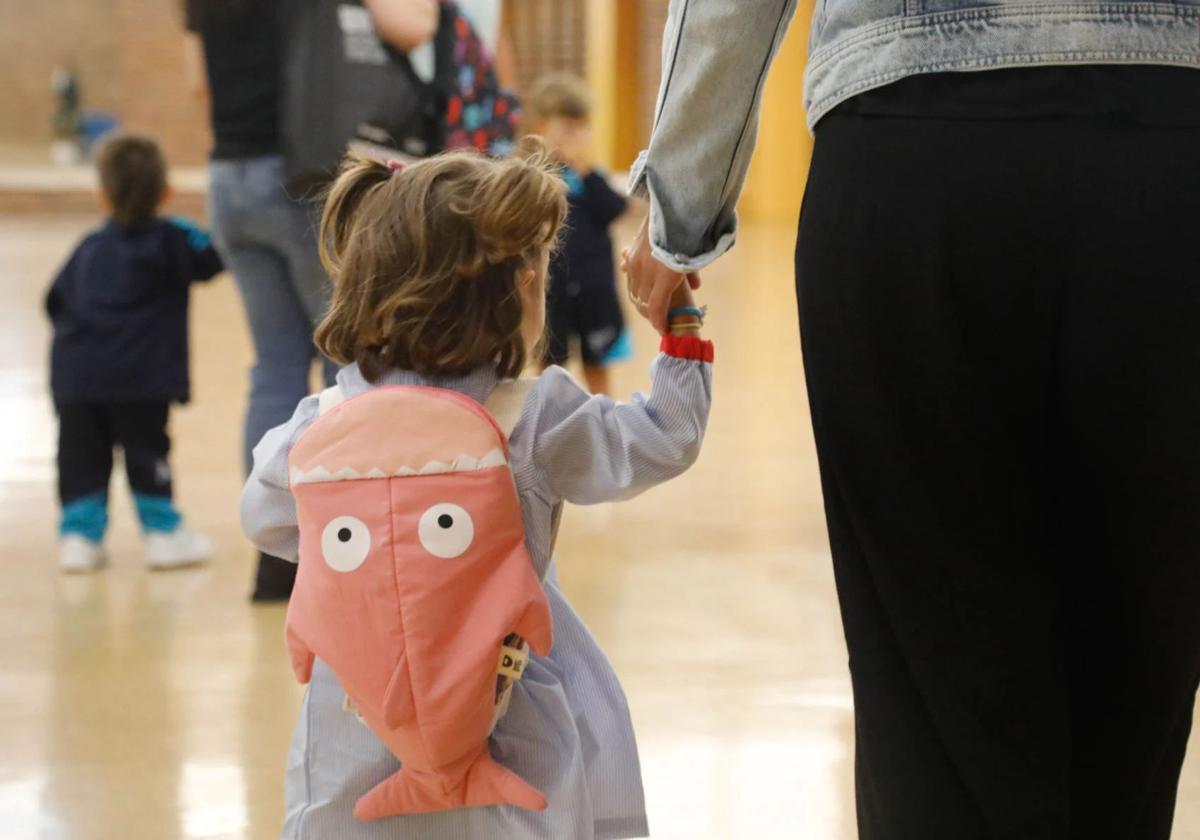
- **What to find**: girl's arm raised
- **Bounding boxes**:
[514,334,714,506]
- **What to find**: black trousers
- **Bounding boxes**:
[796,111,1200,839]
[57,401,173,505]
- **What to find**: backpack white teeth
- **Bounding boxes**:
[452,454,479,471]
[292,450,509,484]
[290,465,334,485]
[478,448,507,468]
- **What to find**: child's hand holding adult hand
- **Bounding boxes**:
[622,216,701,334]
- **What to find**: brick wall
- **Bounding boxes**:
[636,0,669,151]
[507,0,588,91]
[0,0,210,165]
[0,0,664,168]
[505,0,665,163]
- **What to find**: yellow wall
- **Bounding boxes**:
[588,0,815,225]
[585,0,643,171]
[585,0,619,168]
[739,0,815,225]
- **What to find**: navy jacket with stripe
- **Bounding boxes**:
[46,216,223,405]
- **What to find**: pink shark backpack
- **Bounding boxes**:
[284,381,554,820]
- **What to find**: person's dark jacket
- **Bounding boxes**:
[47,217,223,405]
[551,168,629,296]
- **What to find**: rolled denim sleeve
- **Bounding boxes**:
[628,0,798,272]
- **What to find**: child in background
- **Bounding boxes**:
[240,141,713,838]
[47,134,223,573]
[526,74,632,395]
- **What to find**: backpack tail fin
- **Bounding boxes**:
[353,753,547,820]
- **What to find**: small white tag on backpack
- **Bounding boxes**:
[497,643,529,680]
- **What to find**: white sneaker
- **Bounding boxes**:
[145,527,213,570]
[59,534,107,573]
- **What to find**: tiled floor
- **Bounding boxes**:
[0,214,1195,839]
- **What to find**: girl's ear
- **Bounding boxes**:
[519,267,539,290]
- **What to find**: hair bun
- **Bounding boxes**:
[464,141,565,273]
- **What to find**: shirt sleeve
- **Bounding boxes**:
[514,335,714,505]
[578,171,629,228]
[239,394,321,562]
[627,0,798,272]
[168,216,224,281]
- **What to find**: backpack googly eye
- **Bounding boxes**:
[418,503,474,559]
[321,516,371,572]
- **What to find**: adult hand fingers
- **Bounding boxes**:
[646,271,678,334]
[624,223,652,309]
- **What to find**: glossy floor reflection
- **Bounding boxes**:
[0,215,1196,840]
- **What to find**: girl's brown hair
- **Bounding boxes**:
[314,138,567,382]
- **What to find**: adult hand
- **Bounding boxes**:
[622,216,701,334]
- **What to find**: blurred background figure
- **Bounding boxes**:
[47,134,221,574]
[49,65,83,165]
[527,74,633,395]
[458,0,518,87]
[183,0,338,601]
[183,0,442,601]
[49,62,120,165]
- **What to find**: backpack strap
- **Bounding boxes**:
[320,381,532,427]
[317,385,345,416]
[486,377,564,552]
[484,378,538,438]
[482,377,548,733]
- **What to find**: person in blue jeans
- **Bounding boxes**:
[185,0,334,600]
[184,0,438,600]
[47,134,222,573]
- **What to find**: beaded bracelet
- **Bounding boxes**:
[667,305,707,322]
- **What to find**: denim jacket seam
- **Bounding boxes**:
[699,0,794,255]
[652,0,691,133]
[809,49,1200,119]
[808,2,1200,72]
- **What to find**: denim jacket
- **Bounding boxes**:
[628,0,1200,272]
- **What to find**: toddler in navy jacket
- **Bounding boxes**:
[46,134,223,572]
[526,75,632,396]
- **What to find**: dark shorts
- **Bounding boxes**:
[543,282,627,367]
